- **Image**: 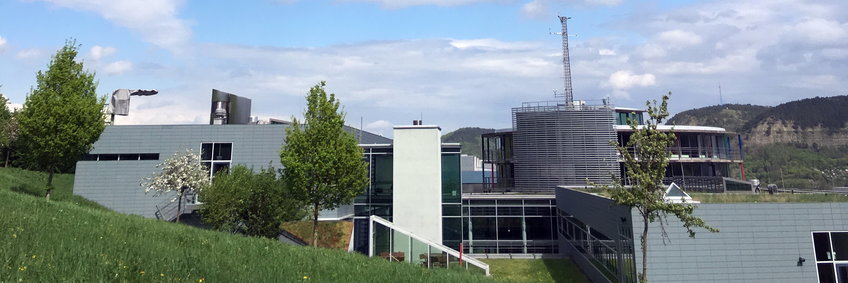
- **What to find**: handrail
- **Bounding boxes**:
[369,215,491,276]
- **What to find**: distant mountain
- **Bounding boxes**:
[669,95,848,189]
[741,96,848,147]
[441,127,495,159]
[667,104,770,133]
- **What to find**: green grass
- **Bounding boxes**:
[0,189,495,282]
[482,259,589,283]
[0,167,106,210]
[691,192,848,203]
[280,221,353,249]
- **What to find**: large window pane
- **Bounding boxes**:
[443,218,462,241]
[526,217,553,240]
[832,232,848,261]
[497,218,522,240]
[213,143,232,160]
[201,143,213,160]
[818,263,836,283]
[441,154,461,203]
[471,217,497,240]
[815,232,833,261]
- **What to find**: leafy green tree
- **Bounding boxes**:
[16,40,105,200]
[0,91,17,167]
[142,149,211,222]
[604,93,718,282]
[202,165,306,238]
[280,81,368,246]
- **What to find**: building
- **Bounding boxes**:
[556,186,848,283]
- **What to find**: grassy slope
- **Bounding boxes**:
[0,167,105,210]
[0,189,494,282]
[667,104,770,133]
[482,259,588,283]
[280,221,353,249]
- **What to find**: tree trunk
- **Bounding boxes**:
[45,170,54,201]
[3,148,8,167]
[312,202,320,247]
[640,216,649,283]
[176,188,184,223]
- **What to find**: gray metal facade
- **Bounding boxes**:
[74,124,287,218]
[556,187,848,283]
[512,103,617,192]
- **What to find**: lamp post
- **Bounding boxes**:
[107,89,158,125]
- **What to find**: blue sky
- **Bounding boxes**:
[1,0,846,136]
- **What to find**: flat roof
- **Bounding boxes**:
[558,186,848,203]
[615,125,730,133]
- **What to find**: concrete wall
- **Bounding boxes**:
[633,202,848,283]
[392,125,442,243]
[74,124,286,218]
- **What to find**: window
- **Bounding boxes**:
[201,142,232,178]
[812,231,848,283]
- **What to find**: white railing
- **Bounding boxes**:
[368,215,491,276]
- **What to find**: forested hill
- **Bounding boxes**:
[667,104,770,133]
[741,96,848,132]
[442,127,495,158]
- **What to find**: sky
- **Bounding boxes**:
[0,0,846,137]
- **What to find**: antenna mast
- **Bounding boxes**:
[718,83,724,106]
[557,16,574,105]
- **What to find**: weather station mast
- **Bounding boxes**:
[550,15,574,107]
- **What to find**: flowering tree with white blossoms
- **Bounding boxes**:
[141,149,211,222]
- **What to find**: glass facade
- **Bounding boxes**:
[462,198,558,254]
[353,145,464,253]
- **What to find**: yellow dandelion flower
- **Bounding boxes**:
[11,234,16,238]
[18,266,27,271]
[139,271,145,275]
[198,278,205,283]
[303,275,309,279]
[160,273,165,277]
[31,255,36,259]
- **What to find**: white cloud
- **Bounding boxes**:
[521,0,545,18]
[606,70,656,89]
[657,29,703,46]
[343,0,495,9]
[89,45,116,60]
[450,38,541,51]
[598,48,616,56]
[33,0,191,53]
[788,18,848,45]
[102,60,133,75]
[0,36,7,52]
[15,49,41,59]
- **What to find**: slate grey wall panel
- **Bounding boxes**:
[631,202,848,283]
[74,124,287,218]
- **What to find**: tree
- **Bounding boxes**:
[0,92,18,167]
[142,149,211,222]
[202,165,306,238]
[16,40,105,200]
[603,93,718,282]
[280,81,368,246]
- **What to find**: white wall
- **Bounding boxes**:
[392,125,443,243]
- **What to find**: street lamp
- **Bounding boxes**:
[106,89,158,125]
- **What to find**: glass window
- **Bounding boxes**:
[99,154,119,161]
[443,205,461,216]
[201,143,213,160]
[214,143,232,160]
[525,217,553,240]
[441,154,461,203]
[815,232,833,261]
[497,218,522,240]
[443,218,462,241]
[497,206,523,216]
[471,217,497,240]
[832,232,848,261]
[818,263,836,283]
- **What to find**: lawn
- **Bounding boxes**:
[691,192,848,203]
[482,259,589,283]
[0,167,105,210]
[0,187,495,282]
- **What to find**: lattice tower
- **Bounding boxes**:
[558,16,574,105]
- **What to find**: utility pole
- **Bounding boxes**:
[781,168,786,189]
